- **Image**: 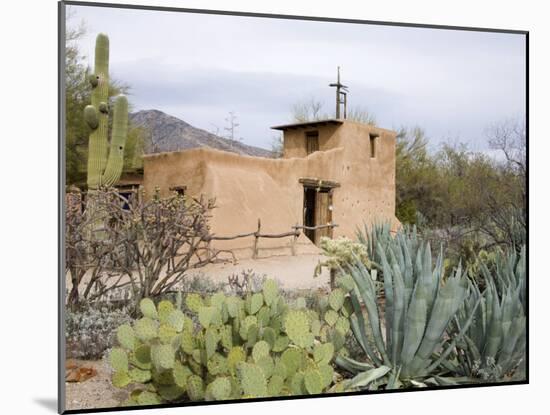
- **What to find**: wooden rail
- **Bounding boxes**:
[292,224,339,231]
[206,218,339,259]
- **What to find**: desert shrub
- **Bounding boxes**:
[176,273,227,296]
[108,279,353,405]
[66,305,133,359]
[226,268,268,296]
[65,189,218,309]
[396,199,417,225]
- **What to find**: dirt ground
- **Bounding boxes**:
[65,359,126,411]
[186,253,331,290]
[67,253,332,293]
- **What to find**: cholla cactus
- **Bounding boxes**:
[85,33,128,189]
[108,279,348,406]
[315,237,371,284]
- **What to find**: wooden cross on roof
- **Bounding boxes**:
[329,66,348,119]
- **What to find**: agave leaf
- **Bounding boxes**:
[463,334,482,363]
[426,295,482,374]
[380,245,394,353]
[400,284,427,370]
[482,287,503,360]
[335,355,375,375]
[408,290,455,374]
[425,375,477,386]
[498,315,526,371]
[349,261,390,365]
[409,379,427,388]
[348,284,383,366]
[391,262,405,366]
[385,367,402,389]
[346,366,391,389]
[402,235,414,291]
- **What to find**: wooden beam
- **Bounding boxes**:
[299,177,341,189]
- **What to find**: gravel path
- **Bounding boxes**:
[65,359,127,411]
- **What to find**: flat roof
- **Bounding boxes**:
[270,119,343,131]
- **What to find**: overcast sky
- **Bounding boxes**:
[69,4,526,151]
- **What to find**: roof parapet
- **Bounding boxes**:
[270,119,343,131]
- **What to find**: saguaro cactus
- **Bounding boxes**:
[85,33,128,189]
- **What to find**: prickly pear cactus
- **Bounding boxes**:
[109,279,347,406]
[85,33,128,189]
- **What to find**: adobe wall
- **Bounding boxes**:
[328,121,398,238]
[142,120,399,259]
[283,124,342,158]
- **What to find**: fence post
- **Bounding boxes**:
[291,223,299,256]
[330,269,336,289]
[206,239,212,262]
[252,218,261,259]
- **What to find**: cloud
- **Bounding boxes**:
[70,4,526,150]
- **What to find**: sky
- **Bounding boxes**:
[69,4,526,152]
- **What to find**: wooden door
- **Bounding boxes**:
[303,186,333,245]
[314,190,332,245]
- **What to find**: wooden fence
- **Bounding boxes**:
[206,218,339,259]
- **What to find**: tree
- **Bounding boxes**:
[224,111,242,142]
[395,126,442,225]
[65,189,220,308]
[394,121,526,253]
[482,118,526,248]
[292,97,325,122]
[291,97,376,124]
[65,13,90,185]
[346,105,376,125]
[270,133,284,158]
[487,118,526,177]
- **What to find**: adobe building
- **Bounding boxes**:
[142,119,400,259]
[142,72,400,259]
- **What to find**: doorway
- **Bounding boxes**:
[303,186,333,245]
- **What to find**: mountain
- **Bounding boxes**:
[129,110,274,158]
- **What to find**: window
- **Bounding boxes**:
[170,185,186,196]
[306,131,319,155]
[369,134,379,158]
[117,187,138,210]
[119,191,133,210]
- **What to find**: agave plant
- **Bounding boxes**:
[336,232,481,390]
[356,222,394,266]
[356,223,422,272]
[450,246,526,381]
[492,245,526,312]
